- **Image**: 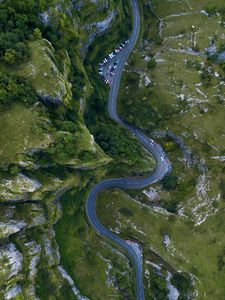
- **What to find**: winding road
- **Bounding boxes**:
[86,0,171,299]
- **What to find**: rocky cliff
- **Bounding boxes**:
[0,0,130,299]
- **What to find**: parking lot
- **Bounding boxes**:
[98,40,129,86]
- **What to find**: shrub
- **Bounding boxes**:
[0,72,38,104]
[161,175,178,190]
[201,68,212,86]
[171,273,191,296]
[119,207,134,217]
[78,150,95,162]
[150,272,168,299]
[205,5,218,17]
[54,120,78,133]
[147,58,157,69]
[3,49,17,64]
[33,28,42,40]
[52,134,77,161]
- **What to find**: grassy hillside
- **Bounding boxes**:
[115,0,225,298]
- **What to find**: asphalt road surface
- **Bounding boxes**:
[86,0,171,299]
[99,41,129,85]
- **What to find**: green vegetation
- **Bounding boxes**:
[96,189,195,299]
[83,3,155,175]
[116,0,225,298]
[1,0,224,298]
[161,175,178,191]
[0,0,54,65]
[147,58,157,70]
[0,102,49,169]
[0,72,38,105]
[119,207,134,217]
[95,122,150,165]
[171,273,191,299]
[15,39,73,106]
[149,272,168,299]
[55,187,135,299]
[0,0,157,299]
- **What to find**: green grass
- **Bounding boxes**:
[115,0,225,298]
[0,1,154,299]
[15,39,72,106]
[55,187,135,300]
[97,189,225,299]
[50,120,111,168]
[118,0,224,206]
[0,102,50,168]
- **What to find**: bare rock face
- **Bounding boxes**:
[1,173,42,201]
[0,220,27,239]
[23,241,41,299]
[81,10,116,53]
[4,284,23,300]
[0,204,46,239]
[0,243,23,298]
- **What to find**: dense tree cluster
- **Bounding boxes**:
[95,122,145,162]
[54,120,78,133]
[0,72,38,104]
[0,1,46,64]
[84,71,155,169]
[149,272,168,299]
[171,273,191,298]
[52,133,77,161]
[161,175,178,190]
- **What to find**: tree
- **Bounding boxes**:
[33,28,42,40]
[220,61,225,73]
[0,71,38,104]
[147,58,157,69]
[205,5,218,17]
[161,175,178,190]
[3,49,16,64]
